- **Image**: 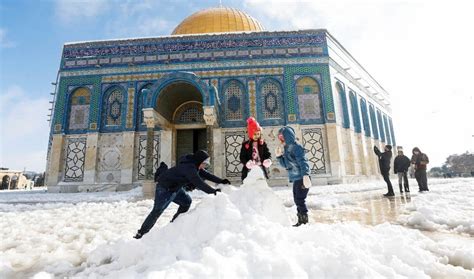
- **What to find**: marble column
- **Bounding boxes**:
[142,108,161,198]
[203,106,218,173]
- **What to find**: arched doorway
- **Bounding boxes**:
[155,81,206,162]
[10,175,18,190]
[1,175,10,190]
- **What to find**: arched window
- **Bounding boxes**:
[369,104,379,139]
[296,77,322,120]
[136,83,153,130]
[335,82,350,128]
[383,114,391,145]
[260,79,283,120]
[223,80,245,121]
[349,91,361,133]
[376,110,385,142]
[389,117,396,146]
[173,102,204,124]
[102,87,124,129]
[68,87,90,131]
[359,98,371,137]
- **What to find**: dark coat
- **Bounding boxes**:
[240,139,271,180]
[394,155,411,173]
[374,146,392,174]
[157,155,224,194]
[411,151,429,171]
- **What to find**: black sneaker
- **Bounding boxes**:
[383,192,395,197]
[133,232,143,239]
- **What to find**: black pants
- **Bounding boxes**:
[415,169,429,191]
[382,172,394,194]
[138,187,191,235]
[293,179,309,214]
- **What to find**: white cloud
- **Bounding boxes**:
[244,0,474,167]
[103,0,175,37]
[0,27,15,48]
[0,85,50,172]
[55,0,110,24]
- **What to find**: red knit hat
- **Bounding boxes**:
[246,117,261,140]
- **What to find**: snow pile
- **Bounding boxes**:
[58,171,474,277]
[1,171,472,278]
[398,178,474,235]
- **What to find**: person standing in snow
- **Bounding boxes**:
[240,117,272,181]
[411,147,429,192]
[275,126,312,227]
[374,145,394,197]
[393,147,411,193]
[134,150,231,239]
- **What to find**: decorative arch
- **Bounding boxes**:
[258,78,284,122]
[135,83,153,131]
[149,72,211,108]
[359,97,371,137]
[349,91,361,133]
[67,87,91,132]
[101,85,126,131]
[222,79,246,122]
[369,104,379,139]
[335,82,350,128]
[296,76,323,120]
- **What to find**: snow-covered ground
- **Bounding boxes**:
[0,171,472,278]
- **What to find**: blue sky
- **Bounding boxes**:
[1,0,473,172]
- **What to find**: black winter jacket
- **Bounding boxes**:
[374,146,392,174]
[239,139,271,180]
[157,155,224,194]
[394,155,410,173]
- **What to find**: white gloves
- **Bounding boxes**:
[303,175,312,188]
[246,160,256,169]
[262,159,272,168]
[275,146,283,157]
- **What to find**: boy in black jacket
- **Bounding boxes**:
[134,150,230,239]
[394,147,410,193]
[374,145,394,197]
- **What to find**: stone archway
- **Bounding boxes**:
[1,175,10,190]
[154,81,206,163]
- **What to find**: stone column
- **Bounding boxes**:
[203,106,218,173]
[83,133,99,184]
[46,134,65,187]
[142,108,161,198]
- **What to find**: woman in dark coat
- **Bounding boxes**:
[240,117,271,181]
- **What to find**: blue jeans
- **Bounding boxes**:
[138,186,192,235]
[293,179,309,214]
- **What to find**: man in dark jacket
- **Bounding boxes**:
[374,145,394,197]
[394,147,410,193]
[134,150,231,239]
[411,147,429,192]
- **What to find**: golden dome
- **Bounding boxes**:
[172,7,264,35]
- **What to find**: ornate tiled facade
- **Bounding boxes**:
[46,19,396,192]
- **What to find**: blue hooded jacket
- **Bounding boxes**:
[276,126,310,182]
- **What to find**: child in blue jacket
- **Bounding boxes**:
[275,126,312,226]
